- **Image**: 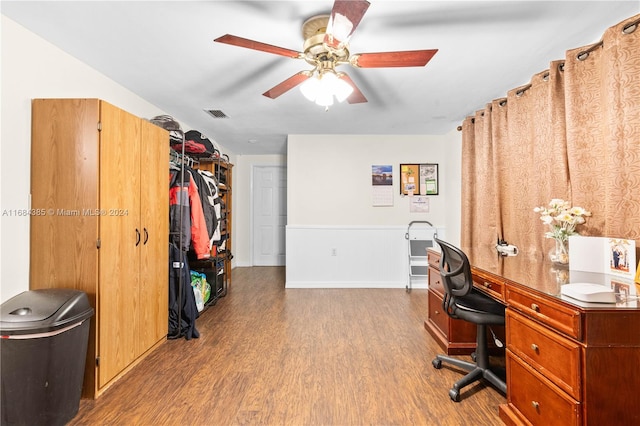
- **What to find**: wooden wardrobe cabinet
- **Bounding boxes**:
[29,99,169,398]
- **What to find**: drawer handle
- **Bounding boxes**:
[531,401,540,410]
[531,303,540,312]
[483,281,492,289]
[531,344,539,352]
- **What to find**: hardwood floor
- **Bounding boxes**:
[70,266,505,425]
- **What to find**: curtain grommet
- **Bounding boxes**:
[577,51,589,61]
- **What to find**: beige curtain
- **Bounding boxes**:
[565,16,640,241]
[461,14,640,252]
[460,105,499,249]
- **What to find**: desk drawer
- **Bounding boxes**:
[506,309,582,400]
[507,351,581,426]
[428,289,449,336]
[428,266,444,295]
[506,285,582,340]
[473,273,504,301]
[427,249,440,269]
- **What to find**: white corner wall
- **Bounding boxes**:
[285,133,461,288]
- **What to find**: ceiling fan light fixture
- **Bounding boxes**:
[319,71,353,104]
[320,70,338,84]
[315,89,334,107]
[333,76,354,102]
[300,70,352,106]
[300,77,320,101]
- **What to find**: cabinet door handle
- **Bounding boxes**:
[143,228,149,245]
[531,303,540,312]
[135,228,141,246]
[531,343,539,352]
[531,401,540,410]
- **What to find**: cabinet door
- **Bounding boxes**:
[30,99,100,291]
[97,102,141,388]
[30,99,102,397]
[137,119,169,355]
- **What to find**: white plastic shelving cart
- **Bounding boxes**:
[405,221,437,292]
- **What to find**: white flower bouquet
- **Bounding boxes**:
[534,199,591,264]
[534,199,591,242]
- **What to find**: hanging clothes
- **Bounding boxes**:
[196,169,222,246]
[187,166,217,246]
[169,169,210,259]
[168,243,199,340]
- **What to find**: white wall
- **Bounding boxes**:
[233,132,462,276]
[285,133,461,288]
[287,134,460,228]
[286,224,447,289]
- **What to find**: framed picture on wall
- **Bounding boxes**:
[400,164,420,195]
[420,163,439,195]
[400,163,439,195]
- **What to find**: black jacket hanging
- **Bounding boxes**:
[168,243,200,340]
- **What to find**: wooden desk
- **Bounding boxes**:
[425,248,640,426]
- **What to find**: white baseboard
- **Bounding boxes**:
[285,280,428,289]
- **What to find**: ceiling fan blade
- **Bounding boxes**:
[214,34,302,59]
[324,0,371,50]
[352,49,438,68]
[338,73,367,104]
[262,71,312,99]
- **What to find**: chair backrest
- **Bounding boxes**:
[434,238,474,316]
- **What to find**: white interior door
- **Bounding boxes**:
[252,166,287,265]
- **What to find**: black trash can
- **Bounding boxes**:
[1,289,94,426]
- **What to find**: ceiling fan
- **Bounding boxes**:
[214,0,438,106]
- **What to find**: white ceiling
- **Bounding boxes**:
[2,1,639,155]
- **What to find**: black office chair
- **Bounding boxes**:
[431,238,507,402]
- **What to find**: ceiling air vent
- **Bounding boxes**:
[204,109,228,119]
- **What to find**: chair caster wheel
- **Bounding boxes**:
[432,359,442,369]
[449,388,460,402]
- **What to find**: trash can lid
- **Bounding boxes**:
[0,288,94,335]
